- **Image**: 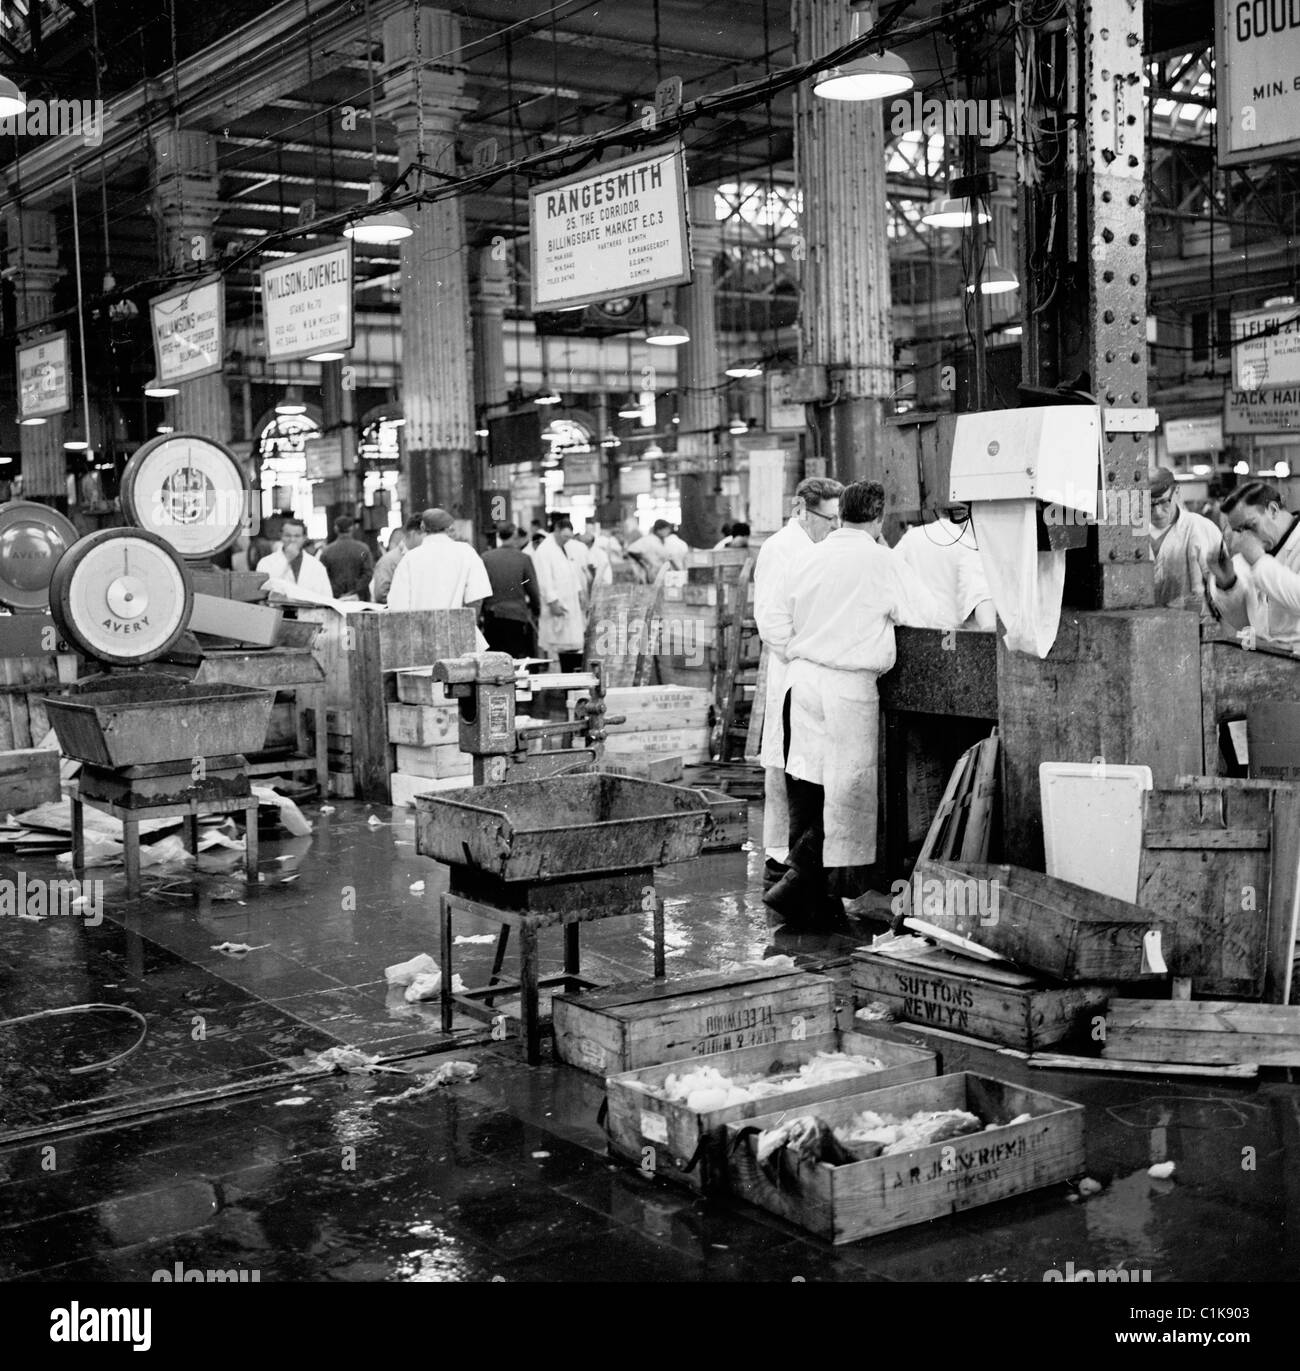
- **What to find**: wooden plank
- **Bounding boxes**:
[917,744,975,865]
[958,729,999,863]
[393,743,472,779]
[1103,1000,1300,1066]
[722,1073,1085,1245]
[394,669,453,706]
[0,748,60,811]
[605,1030,937,1192]
[852,949,1113,1051]
[1027,1053,1258,1078]
[1267,787,1300,1005]
[1143,829,1270,849]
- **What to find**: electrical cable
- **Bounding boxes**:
[0,1003,149,1075]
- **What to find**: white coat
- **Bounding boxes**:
[784,528,938,867]
[386,533,492,611]
[256,548,334,602]
[1151,506,1223,619]
[892,518,991,629]
[1210,515,1300,645]
[533,534,586,653]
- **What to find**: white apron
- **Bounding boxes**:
[783,657,880,868]
[759,646,791,860]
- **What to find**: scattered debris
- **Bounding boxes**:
[210,941,270,956]
[531,1151,551,1159]
[385,952,439,987]
[408,880,426,894]
[1078,1177,1104,1197]
[320,805,336,815]
[377,1060,478,1103]
[454,933,497,945]
[276,1096,312,1106]
[1148,1161,1176,1180]
[305,1046,411,1075]
[855,1002,896,1024]
[404,970,466,1003]
[367,815,385,828]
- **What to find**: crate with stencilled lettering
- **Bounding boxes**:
[723,1072,1085,1244]
[851,947,1114,1052]
[552,964,837,1078]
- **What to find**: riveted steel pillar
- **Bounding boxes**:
[3,208,66,496]
[152,129,232,442]
[380,5,478,521]
[1018,0,1153,609]
[792,0,893,485]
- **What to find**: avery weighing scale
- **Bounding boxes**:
[41,436,280,895]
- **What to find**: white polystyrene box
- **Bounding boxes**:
[948,405,1102,517]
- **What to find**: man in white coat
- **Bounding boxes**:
[387,507,492,612]
[1147,467,1223,620]
[1203,480,1300,645]
[256,516,334,601]
[533,515,587,671]
[891,505,996,630]
[752,476,844,889]
[765,481,938,928]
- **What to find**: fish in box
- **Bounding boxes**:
[724,1072,1085,1243]
[604,1029,937,1191]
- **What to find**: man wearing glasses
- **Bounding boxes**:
[1203,479,1300,645]
[752,476,844,894]
[1147,467,1223,621]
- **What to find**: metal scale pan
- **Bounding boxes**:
[0,499,80,611]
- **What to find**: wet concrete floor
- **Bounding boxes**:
[1,798,1297,1282]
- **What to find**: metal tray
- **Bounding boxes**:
[41,673,275,768]
[414,773,710,881]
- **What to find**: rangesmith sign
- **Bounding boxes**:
[1217,0,1300,165]
[259,241,354,363]
[150,275,224,384]
[529,144,691,311]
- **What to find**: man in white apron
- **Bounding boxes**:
[1147,467,1222,621]
[1205,479,1300,645]
[752,477,844,889]
[533,515,587,671]
[766,481,938,928]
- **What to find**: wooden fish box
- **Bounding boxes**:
[596,754,685,783]
[852,947,1113,1051]
[604,1029,937,1192]
[394,668,454,707]
[386,702,459,746]
[553,966,837,1078]
[393,743,472,779]
[724,1072,1084,1244]
[603,727,710,761]
[910,860,1175,983]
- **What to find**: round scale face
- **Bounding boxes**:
[0,501,80,610]
[120,434,249,559]
[49,528,192,666]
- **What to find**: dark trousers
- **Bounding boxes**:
[782,688,827,896]
[483,614,535,660]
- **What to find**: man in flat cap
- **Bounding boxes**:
[387,507,492,612]
[1147,467,1223,620]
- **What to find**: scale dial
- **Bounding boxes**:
[49,528,193,666]
[120,433,249,559]
[0,501,80,611]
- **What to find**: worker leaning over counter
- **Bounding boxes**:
[1202,480,1300,645]
[1146,467,1223,620]
[890,502,996,631]
[752,475,844,889]
[765,480,939,929]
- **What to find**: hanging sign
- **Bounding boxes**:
[529,143,691,311]
[1230,305,1300,390]
[1164,415,1225,455]
[747,449,787,532]
[766,372,807,431]
[259,241,354,363]
[1215,0,1300,166]
[17,331,71,420]
[1224,381,1300,434]
[150,275,224,384]
[304,434,345,481]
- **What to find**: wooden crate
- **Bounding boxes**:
[553,966,837,1077]
[1102,1000,1300,1067]
[605,1029,937,1192]
[909,860,1175,983]
[603,727,710,759]
[596,755,685,783]
[327,770,355,799]
[723,1072,1085,1244]
[852,948,1113,1051]
[389,771,473,808]
[394,669,453,706]
[0,748,60,811]
[393,743,472,779]
[386,702,459,746]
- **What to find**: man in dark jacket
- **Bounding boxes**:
[481,523,541,658]
[319,515,373,599]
